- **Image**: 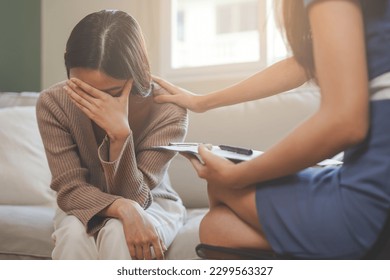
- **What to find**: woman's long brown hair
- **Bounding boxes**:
[281,0,315,79]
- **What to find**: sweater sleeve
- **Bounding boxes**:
[97,103,188,209]
[36,90,121,234]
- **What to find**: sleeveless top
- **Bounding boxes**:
[304,0,390,80]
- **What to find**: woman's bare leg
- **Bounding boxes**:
[200,184,271,250]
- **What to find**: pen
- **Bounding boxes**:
[219,145,253,155]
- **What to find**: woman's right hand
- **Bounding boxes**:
[153,76,206,113]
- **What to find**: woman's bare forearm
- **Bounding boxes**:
[199,57,308,111]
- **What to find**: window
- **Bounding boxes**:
[160,0,288,81]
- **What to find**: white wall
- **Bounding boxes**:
[41,0,144,89]
[41,0,240,92]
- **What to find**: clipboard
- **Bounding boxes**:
[152,142,343,166]
[152,143,262,163]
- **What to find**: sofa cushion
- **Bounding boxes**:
[0,92,39,108]
[0,205,55,259]
[0,106,55,206]
[166,208,207,259]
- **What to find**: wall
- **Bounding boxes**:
[40,0,239,93]
[0,0,41,92]
[41,0,141,89]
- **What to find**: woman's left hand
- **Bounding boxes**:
[64,78,133,141]
[185,145,239,189]
[102,198,167,260]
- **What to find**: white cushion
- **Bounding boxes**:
[0,92,40,108]
[0,205,55,259]
[0,106,55,206]
[166,208,207,259]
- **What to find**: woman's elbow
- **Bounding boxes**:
[341,118,369,146]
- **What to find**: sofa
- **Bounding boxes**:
[0,86,320,260]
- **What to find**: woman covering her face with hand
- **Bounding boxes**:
[36,10,187,260]
[154,0,390,259]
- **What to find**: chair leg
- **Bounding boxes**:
[195,243,289,260]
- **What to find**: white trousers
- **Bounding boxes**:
[51,197,186,260]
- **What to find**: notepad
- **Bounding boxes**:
[152,143,262,163]
[152,142,343,166]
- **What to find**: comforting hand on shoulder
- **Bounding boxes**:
[64,78,132,142]
[153,75,205,113]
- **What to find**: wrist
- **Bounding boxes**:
[108,126,131,143]
[195,95,209,113]
[230,163,248,189]
[113,198,139,220]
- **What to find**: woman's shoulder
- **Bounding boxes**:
[151,96,188,123]
[38,81,68,105]
[37,81,75,119]
[132,91,187,123]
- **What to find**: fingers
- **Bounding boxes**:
[152,76,174,99]
[65,81,93,104]
[64,79,105,114]
[198,144,212,160]
[152,75,179,95]
[152,75,172,89]
[131,242,150,260]
[122,201,167,260]
[128,234,165,260]
[138,236,164,260]
[131,244,164,260]
[188,154,205,170]
[154,94,178,104]
[142,245,152,260]
[64,84,95,115]
[70,78,104,99]
[151,236,165,260]
[180,145,215,175]
[128,245,137,260]
[194,145,229,179]
[135,246,144,260]
[120,79,133,101]
[161,239,168,253]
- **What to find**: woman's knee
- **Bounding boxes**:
[199,206,231,245]
[98,218,125,240]
[96,218,132,259]
[199,205,270,249]
[52,215,97,259]
[54,215,90,244]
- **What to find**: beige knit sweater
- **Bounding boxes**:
[36,81,188,235]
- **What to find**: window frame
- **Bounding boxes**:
[159,0,284,83]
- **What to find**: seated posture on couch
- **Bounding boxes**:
[36,10,188,260]
[154,0,390,259]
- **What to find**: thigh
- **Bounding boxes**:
[200,205,271,250]
[53,207,91,240]
[52,208,97,259]
[145,197,186,247]
[96,218,131,260]
[207,183,263,233]
[256,167,366,259]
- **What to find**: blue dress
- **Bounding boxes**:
[256,0,390,259]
